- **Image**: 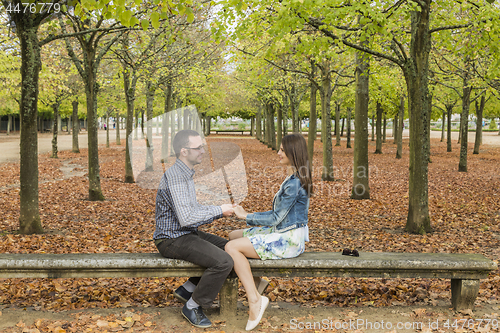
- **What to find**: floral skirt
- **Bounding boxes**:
[243,225,307,260]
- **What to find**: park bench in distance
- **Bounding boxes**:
[0,252,496,317]
[214,129,245,135]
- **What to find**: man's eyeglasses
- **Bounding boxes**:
[184,145,207,151]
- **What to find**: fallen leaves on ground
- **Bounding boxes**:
[0,310,162,333]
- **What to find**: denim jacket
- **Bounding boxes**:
[246,174,309,232]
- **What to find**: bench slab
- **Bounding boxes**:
[0,252,496,313]
[0,252,495,279]
[214,130,244,134]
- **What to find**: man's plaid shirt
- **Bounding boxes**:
[153,159,223,240]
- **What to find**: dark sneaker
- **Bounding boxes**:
[173,286,192,303]
[181,304,212,328]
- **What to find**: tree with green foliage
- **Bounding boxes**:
[1,0,86,233]
[38,38,75,158]
[60,12,129,200]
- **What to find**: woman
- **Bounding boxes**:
[225,133,313,331]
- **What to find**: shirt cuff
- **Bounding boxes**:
[215,206,224,219]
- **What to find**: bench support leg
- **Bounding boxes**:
[451,279,479,311]
[220,274,238,318]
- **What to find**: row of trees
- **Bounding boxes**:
[1,0,499,236]
[0,0,238,234]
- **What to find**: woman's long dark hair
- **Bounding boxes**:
[282,134,313,196]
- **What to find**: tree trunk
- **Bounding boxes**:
[140,109,145,139]
[320,64,334,181]
[145,82,155,172]
[458,115,462,144]
[170,107,176,156]
[124,66,137,183]
[441,110,445,142]
[205,116,211,136]
[371,114,375,141]
[51,102,60,158]
[335,103,341,146]
[427,94,432,162]
[250,117,254,136]
[308,63,318,161]
[134,109,139,140]
[256,105,262,141]
[447,105,452,152]
[106,111,110,148]
[264,104,270,146]
[346,107,352,149]
[351,48,370,199]
[282,93,289,137]
[57,113,62,133]
[290,84,303,134]
[267,103,276,150]
[183,107,189,130]
[473,95,485,155]
[404,3,431,234]
[393,114,398,144]
[72,99,80,153]
[459,66,472,172]
[375,102,382,154]
[85,76,104,201]
[290,87,297,133]
[396,96,404,159]
[383,112,387,143]
[162,82,172,163]
[17,21,43,234]
[116,114,121,145]
[282,100,288,136]
[277,102,283,149]
[262,108,267,144]
[7,114,12,135]
[341,117,345,137]
[64,24,108,201]
[156,114,160,135]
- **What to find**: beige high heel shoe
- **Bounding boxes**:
[254,277,270,294]
[246,295,269,331]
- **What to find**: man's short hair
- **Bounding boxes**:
[173,129,200,158]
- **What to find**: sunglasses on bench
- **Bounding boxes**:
[342,248,359,257]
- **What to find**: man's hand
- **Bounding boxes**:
[221,204,235,217]
[233,205,248,220]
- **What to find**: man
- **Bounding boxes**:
[154,129,235,328]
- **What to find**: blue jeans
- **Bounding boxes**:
[156,231,233,308]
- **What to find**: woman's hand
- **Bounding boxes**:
[233,205,249,220]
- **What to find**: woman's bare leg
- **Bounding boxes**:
[228,230,268,293]
[225,238,263,321]
[228,229,244,240]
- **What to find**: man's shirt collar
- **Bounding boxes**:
[175,158,196,178]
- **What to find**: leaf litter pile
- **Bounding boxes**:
[0,135,499,332]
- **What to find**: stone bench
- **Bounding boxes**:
[0,252,496,316]
[214,130,245,135]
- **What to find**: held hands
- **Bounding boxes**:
[221,204,249,219]
[233,205,248,220]
[221,204,235,217]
